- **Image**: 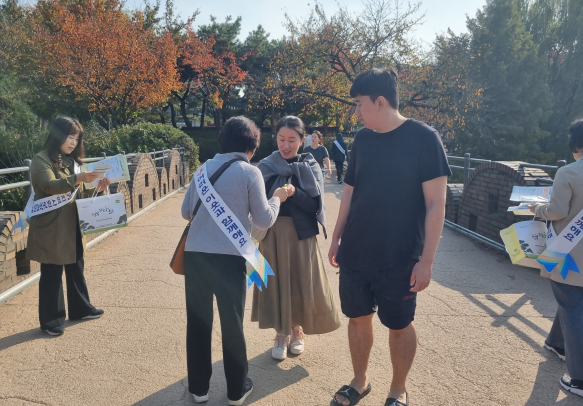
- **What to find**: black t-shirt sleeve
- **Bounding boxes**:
[419,130,452,183]
[322,147,329,158]
[344,138,357,186]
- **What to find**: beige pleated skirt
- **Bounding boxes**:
[251,216,341,336]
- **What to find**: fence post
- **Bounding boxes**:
[557,160,566,168]
[151,149,156,166]
[463,153,471,185]
[24,159,32,202]
[121,151,125,155]
[100,152,106,160]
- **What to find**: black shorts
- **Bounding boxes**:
[339,259,418,330]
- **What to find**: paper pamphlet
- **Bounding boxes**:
[507,203,533,216]
[509,186,552,203]
[80,154,130,187]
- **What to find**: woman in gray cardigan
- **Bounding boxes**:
[530,119,583,399]
[181,117,288,406]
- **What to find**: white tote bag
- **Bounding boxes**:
[76,191,128,235]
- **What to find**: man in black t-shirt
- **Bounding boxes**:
[329,68,451,406]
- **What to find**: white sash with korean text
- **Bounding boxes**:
[194,162,274,287]
[333,140,346,156]
[12,163,80,232]
[537,207,583,279]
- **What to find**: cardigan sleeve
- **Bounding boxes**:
[535,168,572,221]
[30,156,76,196]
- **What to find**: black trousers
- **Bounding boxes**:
[184,251,248,400]
[335,161,345,180]
[39,226,95,329]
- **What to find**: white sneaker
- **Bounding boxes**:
[192,393,209,403]
[289,326,305,355]
[271,334,290,360]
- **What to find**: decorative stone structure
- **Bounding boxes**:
[157,167,169,197]
[164,150,182,192]
[446,184,464,224]
[109,180,133,215]
[128,154,161,213]
[0,212,40,293]
[456,161,551,242]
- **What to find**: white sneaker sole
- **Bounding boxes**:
[545,343,566,361]
[289,345,304,355]
[81,314,103,320]
[192,393,209,403]
[228,387,253,405]
[560,379,583,397]
[271,350,287,360]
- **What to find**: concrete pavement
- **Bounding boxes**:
[0,178,581,406]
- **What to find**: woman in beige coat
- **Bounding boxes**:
[530,119,583,398]
[26,117,109,336]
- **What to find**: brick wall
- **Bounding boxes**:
[128,154,161,214]
[446,184,464,223]
[157,167,169,197]
[164,150,182,192]
[0,212,40,293]
[456,162,551,242]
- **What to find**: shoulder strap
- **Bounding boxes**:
[190,158,245,220]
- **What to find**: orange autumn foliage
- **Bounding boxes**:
[32,0,180,126]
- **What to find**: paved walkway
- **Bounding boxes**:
[0,179,581,406]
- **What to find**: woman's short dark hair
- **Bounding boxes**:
[218,116,261,154]
[568,119,583,153]
[350,68,399,110]
[43,116,85,168]
[276,116,306,139]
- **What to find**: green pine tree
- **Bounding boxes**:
[467,0,554,162]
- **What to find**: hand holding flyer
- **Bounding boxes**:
[80,154,130,187]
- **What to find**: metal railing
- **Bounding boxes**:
[0,147,185,204]
[447,153,567,185]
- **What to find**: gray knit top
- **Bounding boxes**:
[181,152,281,256]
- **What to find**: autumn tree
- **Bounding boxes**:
[30,0,180,128]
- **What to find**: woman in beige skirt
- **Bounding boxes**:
[252,116,341,360]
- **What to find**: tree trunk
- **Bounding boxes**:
[200,96,207,128]
[169,103,177,128]
[159,107,167,125]
[180,96,191,128]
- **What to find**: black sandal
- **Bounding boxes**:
[384,391,409,406]
[332,383,372,406]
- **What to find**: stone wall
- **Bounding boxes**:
[0,212,40,293]
[455,161,551,242]
[446,184,464,224]
[128,154,160,213]
[0,151,189,295]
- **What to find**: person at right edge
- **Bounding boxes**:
[529,119,583,399]
[331,132,348,184]
[328,68,451,406]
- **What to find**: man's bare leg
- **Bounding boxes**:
[387,322,417,402]
[334,314,374,405]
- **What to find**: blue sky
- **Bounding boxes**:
[161,0,488,44]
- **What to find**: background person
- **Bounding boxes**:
[529,118,583,399]
[26,117,109,337]
[331,132,349,184]
[304,131,332,179]
[252,116,341,361]
[181,116,288,406]
[328,68,451,406]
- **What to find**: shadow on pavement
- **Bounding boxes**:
[132,350,309,406]
[0,328,54,352]
[524,358,581,405]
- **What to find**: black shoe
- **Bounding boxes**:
[560,376,583,398]
[544,342,566,361]
[228,377,253,405]
[71,308,104,321]
[385,392,409,406]
[43,325,65,336]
